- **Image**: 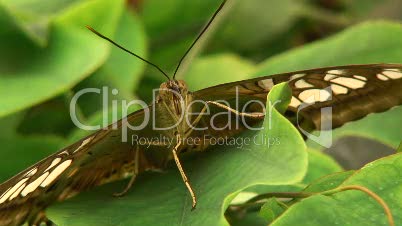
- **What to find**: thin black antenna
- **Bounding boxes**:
[172,0,227,80]
[86,26,170,81]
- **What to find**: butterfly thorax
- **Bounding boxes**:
[157,80,190,114]
[154,80,193,143]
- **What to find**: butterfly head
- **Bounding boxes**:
[165,80,188,94]
[158,80,189,115]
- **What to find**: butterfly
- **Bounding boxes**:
[1,63,401,225]
[1,1,402,225]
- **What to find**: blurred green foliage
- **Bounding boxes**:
[0,0,402,225]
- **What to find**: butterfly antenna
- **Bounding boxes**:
[86,26,171,81]
[172,0,227,80]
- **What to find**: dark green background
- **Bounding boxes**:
[0,0,401,225]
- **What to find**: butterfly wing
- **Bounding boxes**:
[192,64,402,131]
[0,107,160,225]
[1,64,401,225]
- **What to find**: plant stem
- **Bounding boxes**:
[237,185,394,226]
[297,4,353,28]
[245,191,313,204]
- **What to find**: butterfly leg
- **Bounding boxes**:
[113,146,140,197]
[28,211,55,226]
[172,134,197,210]
[206,101,265,118]
[185,100,265,137]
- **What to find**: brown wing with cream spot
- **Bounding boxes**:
[193,64,402,131]
[0,108,157,226]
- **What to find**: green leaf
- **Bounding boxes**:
[17,95,77,137]
[227,210,268,226]
[303,149,343,184]
[0,0,80,45]
[241,148,342,198]
[247,148,342,194]
[141,0,226,70]
[343,0,402,20]
[48,83,307,226]
[141,0,222,40]
[0,111,25,138]
[184,53,255,91]
[214,0,302,53]
[137,0,234,101]
[74,8,147,116]
[55,0,123,36]
[97,10,147,96]
[0,134,64,182]
[255,21,402,74]
[271,153,402,226]
[303,171,355,193]
[244,159,344,225]
[0,0,124,118]
[259,198,287,222]
[266,83,292,115]
[0,25,107,117]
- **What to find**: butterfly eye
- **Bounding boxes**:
[173,86,180,93]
